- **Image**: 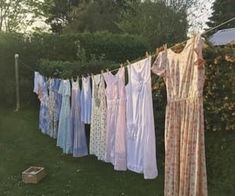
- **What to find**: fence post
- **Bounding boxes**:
[15,54,20,112]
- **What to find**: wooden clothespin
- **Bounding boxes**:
[155,48,159,56]
[163,44,167,52]
[126,60,131,65]
[145,51,149,57]
[106,68,109,72]
[120,63,123,68]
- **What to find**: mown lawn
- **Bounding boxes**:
[0,107,234,196]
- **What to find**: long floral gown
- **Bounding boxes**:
[152,34,207,196]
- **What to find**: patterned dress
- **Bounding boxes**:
[126,57,158,179]
[90,75,101,156]
[48,78,57,139]
[57,80,73,154]
[90,74,107,160]
[71,79,88,157]
[33,72,49,135]
[152,35,207,196]
[104,67,127,171]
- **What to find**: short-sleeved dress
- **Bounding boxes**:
[80,77,92,124]
[57,80,73,154]
[33,72,49,135]
[71,79,88,157]
[104,67,127,171]
[126,57,158,179]
[152,35,207,196]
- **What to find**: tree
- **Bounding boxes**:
[64,0,133,33]
[207,0,235,34]
[117,1,188,49]
[0,0,45,32]
[43,0,81,33]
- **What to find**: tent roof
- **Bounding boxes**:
[209,28,235,46]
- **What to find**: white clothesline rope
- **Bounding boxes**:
[97,16,235,76]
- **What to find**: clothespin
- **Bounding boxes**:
[126,60,131,65]
[101,70,104,74]
[155,48,159,56]
[120,63,123,68]
[106,68,109,72]
[145,51,149,57]
[164,44,167,52]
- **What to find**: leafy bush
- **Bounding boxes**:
[0,32,149,106]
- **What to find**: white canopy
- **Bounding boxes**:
[209,28,235,46]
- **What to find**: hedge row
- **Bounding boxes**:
[0,32,149,106]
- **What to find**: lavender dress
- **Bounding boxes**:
[71,79,88,157]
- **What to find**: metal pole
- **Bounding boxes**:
[15,54,20,111]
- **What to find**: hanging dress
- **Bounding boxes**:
[48,78,57,139]
[90,74,101,156]
[57,80,73,154]
[52,78,62,136]
[152,35,207,196]
[80,77,92,124]
[126,57,158,179]
[104,67,127,171]
[96,74,107,161]
[33,72,49,135]
[90,74,107,160]
[71,78,88,157]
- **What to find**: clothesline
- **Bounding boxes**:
[107,16,235,75]
[20,16,235,79]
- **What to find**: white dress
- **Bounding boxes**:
[80,76,92,124]
[126,57,158,179]
[104,67,127,171]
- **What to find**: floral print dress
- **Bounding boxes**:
[152,34,207,196]
[90,74,107,160]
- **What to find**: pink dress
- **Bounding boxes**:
[152,35,207,196]
[104,67,127,171]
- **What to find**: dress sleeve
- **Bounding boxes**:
[194,35,205,68]
[151,51,167,77]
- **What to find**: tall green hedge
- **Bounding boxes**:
[0,32,149,106]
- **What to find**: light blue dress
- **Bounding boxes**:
[80,77,92,124]
[57,80,73,154]
[33,72,49,135]
[71,79,88,157]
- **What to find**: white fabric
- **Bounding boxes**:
[104,67,127,171]
[126,57,158,179]
[80,76,92,124]
[209,28,235,46]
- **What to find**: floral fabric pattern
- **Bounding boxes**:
[152,35,207,196]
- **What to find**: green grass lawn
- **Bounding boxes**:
[0,107,234,196]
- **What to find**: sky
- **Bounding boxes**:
[187,0,215,35]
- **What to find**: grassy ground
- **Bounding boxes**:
[0,107,234,196]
